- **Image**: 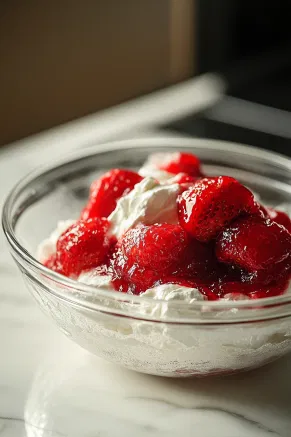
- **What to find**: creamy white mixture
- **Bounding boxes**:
[138,153,176,182]
[108,177,180,239]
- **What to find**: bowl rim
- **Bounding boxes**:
[3,136,291,323]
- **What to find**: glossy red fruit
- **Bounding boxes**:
[241,255,291,285]
[81,169,143,219]
[111,247,161,294]
[56,218,114,277]
[176,239,220,282]
[216,216,291,275]
[121,224,190,273]
[178,176,259,242]
[266,208,291,233]
[150,152,203,177]
[111,224,198,294]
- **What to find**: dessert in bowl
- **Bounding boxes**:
[3,138,291,377]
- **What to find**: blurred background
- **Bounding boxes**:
[1,0,291,156]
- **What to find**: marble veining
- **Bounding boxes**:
[1,134,291,437]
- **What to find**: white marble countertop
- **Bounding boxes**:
[1,78,291,436]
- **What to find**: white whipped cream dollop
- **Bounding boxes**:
[76,277,205,319]
[37,220,75,262]
[139,283,205,319]
[109,177,180,238]
[78,271,113,290]
[139,166,173,183]
[138,153,175,182]
[141,283,204,302]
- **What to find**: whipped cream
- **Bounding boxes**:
[141,283,204,302]
[78,270,113,290]
[77,274,206,319]
[139,284,204,318]
[37,220,75,262]
[109,177,180,238]
[77,275,205,303]
[138,153,175,182]
[138,166,173,182]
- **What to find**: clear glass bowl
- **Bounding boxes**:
[3,138,291,377]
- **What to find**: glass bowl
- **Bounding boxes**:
[3,138,291,377]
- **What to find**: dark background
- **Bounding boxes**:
[165,0,291,157]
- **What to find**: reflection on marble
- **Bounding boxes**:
[1,134,291,437]
[21,341,291,437]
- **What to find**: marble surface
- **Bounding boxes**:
[1,129,291,437]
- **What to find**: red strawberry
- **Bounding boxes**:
[178,176,259,242]
[111,224,194,294]
[146,152,203,177]
[216,216,291,280]
[265,208,291,233]
[241,256,291,285]
[56,218,114,277]
[176,239,220,282]
[121,224,190,273]
[111,248,161,294]
[81,169,143,219]
[111,224,222,294]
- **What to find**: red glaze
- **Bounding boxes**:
[178,176,259,242]
[204,276,290,299]
[81,169,143,219]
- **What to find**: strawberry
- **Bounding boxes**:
[121,224,190,273]
[111,224,197,294]
[176,239,220,282]
[56,218,114,277]
[111,248,161,294]
[216,216,291,281]
[81,169,143,219]
[111,224,222,294]
[146,152,203,177]
[178,176,259,242]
